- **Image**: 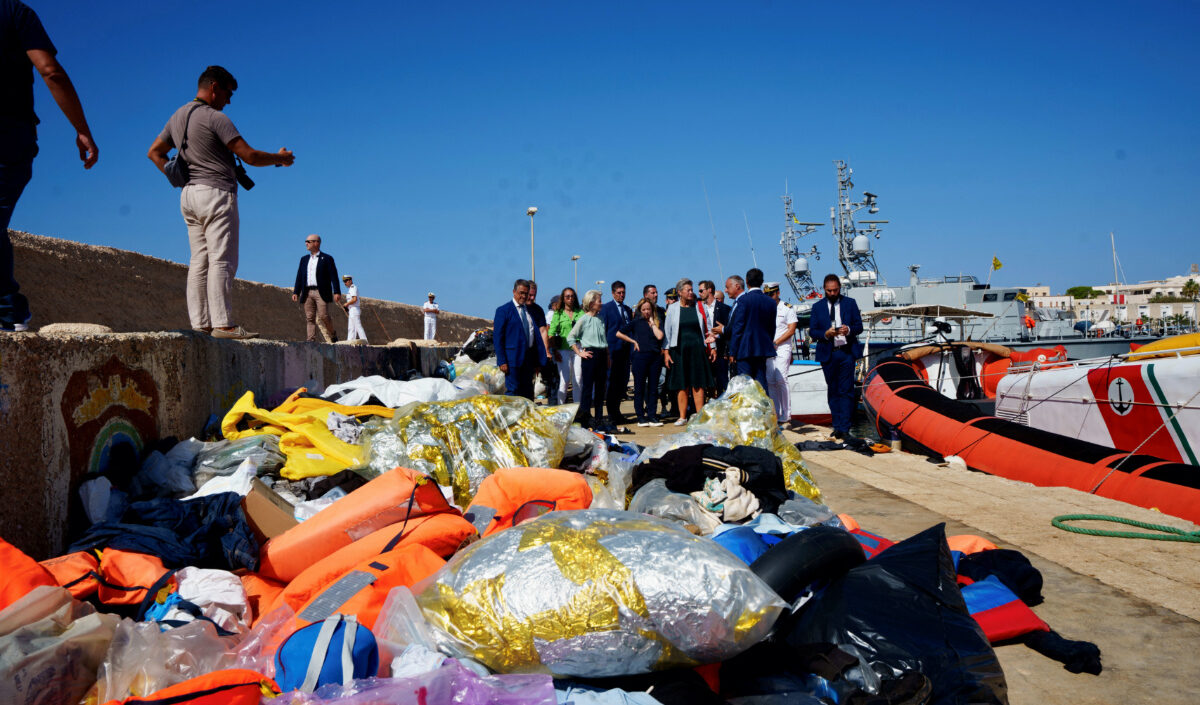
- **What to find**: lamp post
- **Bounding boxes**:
[570,255,580,291]
[527,207,538,281]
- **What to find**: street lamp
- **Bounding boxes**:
[570,255,580,291]
[527,207,538,281]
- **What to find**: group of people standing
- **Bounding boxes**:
[494,267,830,434]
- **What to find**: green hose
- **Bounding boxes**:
[1051,514,1200,542]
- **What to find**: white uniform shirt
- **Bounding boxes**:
[774,301,798,351]
[423,301,439,320]
[347,285,360,311]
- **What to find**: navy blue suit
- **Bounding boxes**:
[727,289,777,392]
[712,300,732,395]
[494,301,547,399]
[807,295,864,433]
[600,299,634,422]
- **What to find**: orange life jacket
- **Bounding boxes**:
[0,537,58,610]
[39,548,171,609]
[464,467,592,537]
[40,550,102,599]
[259,467,451,583]
[264,512,472,619]
[98,669,279,705]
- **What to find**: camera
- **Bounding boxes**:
[235,162,255,191]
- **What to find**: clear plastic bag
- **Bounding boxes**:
[562,427,635,509]
[230,604,296,678]
[194,435,285,486]
[415,509,786,677]
[453,359,507,395]
[361,396,576,506]
[627,478,722,534]
[637,375,821,501]
[0,586,120,705]
[92,619,236,703]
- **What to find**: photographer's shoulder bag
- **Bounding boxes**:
[163,101,203,188]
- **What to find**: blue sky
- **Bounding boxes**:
[13,1,1200,318]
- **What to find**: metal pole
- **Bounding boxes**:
[530,215,536,281]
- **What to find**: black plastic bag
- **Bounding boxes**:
[462,328,495,362]
[778,523,1007,705]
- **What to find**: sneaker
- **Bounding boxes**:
[649,419,664,427]
[673,417,687,426]
[192,326,213,334]
[211,325,259,340]
[637,421,650,428]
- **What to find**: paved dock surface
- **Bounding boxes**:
[617,412,1200,704]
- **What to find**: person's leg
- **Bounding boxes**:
[424,318,435,340]
[753,358,770,393]
[767,354,788,422]
[774,353,791,422]
[630,352,648,421]
[518,354,538,400]
[675,389,688,422]
[0,153,34,328]
[606,347,630,423]
[205,189,239,329]
[555,350,574,404]
[577,353,595,425]
[714,356,729,398]
[180,186,212,330]
[691,387,705,415]
[593,349,608,424]
[348,311,366,341]
[315,296,333,338]
[646,355,662,420]
[831,351,856,434]
[304,294,318,341]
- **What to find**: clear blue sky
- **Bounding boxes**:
[12,1,1200,318]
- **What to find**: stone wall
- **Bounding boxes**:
[0,331,453,559]
[10,230,488,342]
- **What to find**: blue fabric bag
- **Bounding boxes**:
[274,614,379,693]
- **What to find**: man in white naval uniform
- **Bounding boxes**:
[422,292,439,340]
[342,274,366,342]
[764,282,797,425]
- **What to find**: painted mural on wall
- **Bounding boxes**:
[61,357,159,475]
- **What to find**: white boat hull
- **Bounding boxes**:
[995,355,1200,465]
[787,360,831,424]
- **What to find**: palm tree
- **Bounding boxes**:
[1182,279,1199,301]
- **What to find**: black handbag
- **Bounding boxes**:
[163,102,203,188]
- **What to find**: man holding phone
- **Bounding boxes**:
[808,274,863,441]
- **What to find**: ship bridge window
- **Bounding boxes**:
[1003,292,1017,301]
[982,293,998,302]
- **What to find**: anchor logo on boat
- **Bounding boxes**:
[1107,378,1134,416]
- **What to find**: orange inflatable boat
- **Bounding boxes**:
[864,357,1200,523]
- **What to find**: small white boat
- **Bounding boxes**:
[995,334,1200,465]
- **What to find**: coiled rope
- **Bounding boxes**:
[1051,514,1200,542]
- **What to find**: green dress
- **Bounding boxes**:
[667,305,715,391]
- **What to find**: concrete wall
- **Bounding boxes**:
[10,230,489,343]
[0,330,453,559]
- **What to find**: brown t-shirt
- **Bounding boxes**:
[157,101,242,192]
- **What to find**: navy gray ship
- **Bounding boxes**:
[780,160,1157,360]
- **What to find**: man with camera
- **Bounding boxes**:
[148,65,294,339]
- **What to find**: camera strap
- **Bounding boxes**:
[177,101,204,163]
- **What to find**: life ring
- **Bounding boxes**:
[880,316,893,325]
[749,526,866,602]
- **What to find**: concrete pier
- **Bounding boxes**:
[0,331,453,559]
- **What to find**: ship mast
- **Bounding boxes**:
[831,160,887,286]
[779,186,822,303]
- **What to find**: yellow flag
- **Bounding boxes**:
[1015,292,1030,302]
[792,215,799,224]
[992,256,1003,271]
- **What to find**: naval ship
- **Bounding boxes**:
[779,161,1158,360]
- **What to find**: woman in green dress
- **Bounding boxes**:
[663,278,714,425]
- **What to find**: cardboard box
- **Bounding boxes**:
[242,478,298,544]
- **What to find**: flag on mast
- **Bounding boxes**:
[992,255,1003,271]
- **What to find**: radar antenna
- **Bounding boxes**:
[779,188,822,302]
[832,160,887,286]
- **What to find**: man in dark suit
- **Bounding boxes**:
[493,278,547,399]
[726,268,776,392]
[291,233,341,341]
[600,280,634,427]
[808,273,863,440]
